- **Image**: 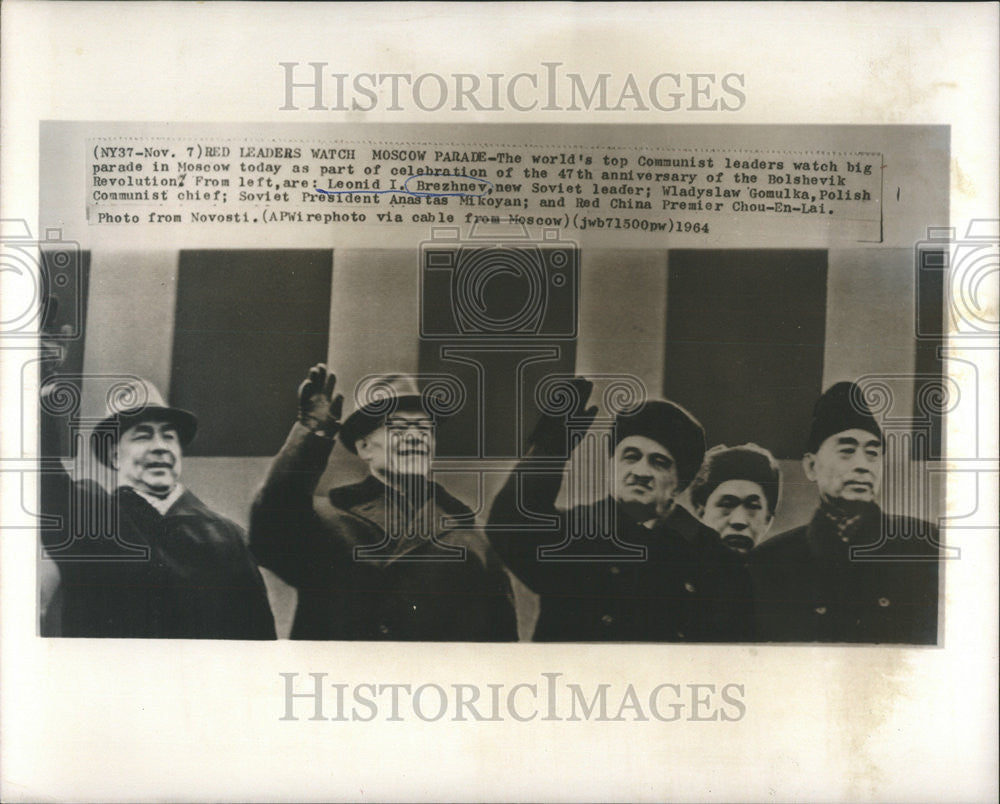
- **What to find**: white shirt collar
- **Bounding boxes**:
[130,483,185,515]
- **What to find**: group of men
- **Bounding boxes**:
[40,362,940,644]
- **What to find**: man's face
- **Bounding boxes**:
[613,435,679,523]
[113,419,183,497]
[803,428,883,506]
[357,409,435,481]
[701,479,772,553]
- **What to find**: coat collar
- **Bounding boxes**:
[610,497,719,549]
[329,474,471,518]
[660,502,711,545]
[118,485,214,519]
[328,475,474,565]
[125,483,185,515]
[806,501,883,559]
[165,488,217,518]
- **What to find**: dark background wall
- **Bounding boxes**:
[663,250,829,459]
[170,250,333,457]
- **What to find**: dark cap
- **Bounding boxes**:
[689,443,781,515]
[612,399,706,491]
[805,381,883,454]
[340,374,438,455]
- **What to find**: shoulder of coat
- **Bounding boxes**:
[884,511,938,534]
[753,524,809,556]
[328,477,382,511]
[879,512,943,558]
[169,490,247,539]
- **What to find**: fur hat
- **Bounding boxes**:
[689,443,781,515]
[612,400,706,491]
[805,381,883,454]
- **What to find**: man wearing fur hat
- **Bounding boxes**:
[750,381,940,644]
[689,444,782,555]
[249,365,517,641]
[486,377,753,642]
[39,376,276,639]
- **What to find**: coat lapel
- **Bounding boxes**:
[334,477,465,565]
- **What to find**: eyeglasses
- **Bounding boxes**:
[385,416,434,432]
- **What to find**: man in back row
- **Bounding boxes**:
[689,443,781,556]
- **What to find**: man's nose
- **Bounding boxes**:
[729,507,750,526]
[630,460,653,478]
[850,455,875,473]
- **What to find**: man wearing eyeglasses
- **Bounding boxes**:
[249,365,517,641]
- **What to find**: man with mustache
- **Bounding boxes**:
[689,443,781,556]
[40,377,276,639]
[249,366,517,641]
[750,381,941,643]
[486,377,753,642]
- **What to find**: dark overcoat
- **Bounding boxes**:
[486,460,755,642]
[750,504,940,644]
[42,476,276,639]
[249,426,518,641]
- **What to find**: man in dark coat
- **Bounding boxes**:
[486,377,754,642]
[40,377,276,639]
[249,365,517,641]
[689,443,781,556]
[750,381,941,644]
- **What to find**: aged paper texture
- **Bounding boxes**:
[1,3,997,802]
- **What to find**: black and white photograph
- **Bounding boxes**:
[33,121,952,647]
[35,241,950,647]
[2,3,997,802]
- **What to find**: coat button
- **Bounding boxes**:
[600,614,614,626]
[815,606,827,615]
[609,566,621,575]
[878,597,890,607]
[683,581,696,593]
[378,623,390,635]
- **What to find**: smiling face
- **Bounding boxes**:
[803,428,883,507]
[356,409,435,481]
[613,435,680,523]
[113,419,183,497]
[701,479,773,553]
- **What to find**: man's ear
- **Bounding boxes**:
[109,445,120,471]
[354,436,371,461]
[801,453,817,482]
